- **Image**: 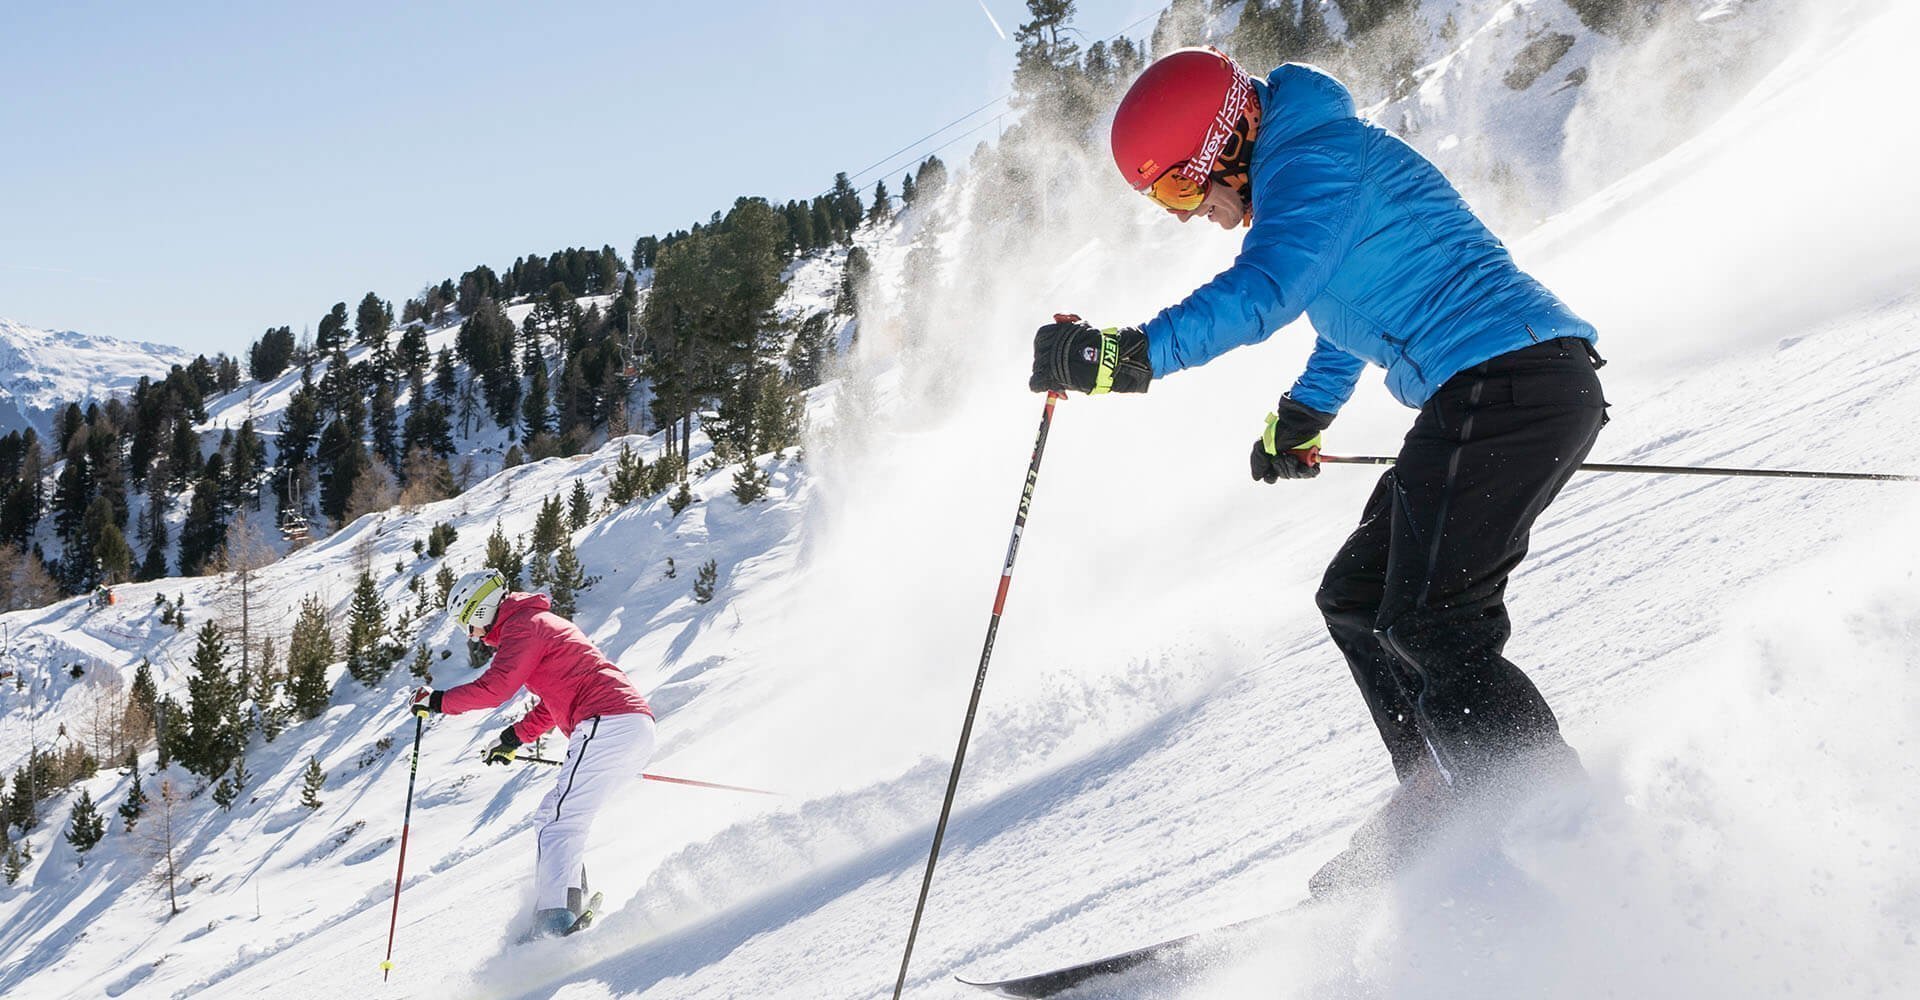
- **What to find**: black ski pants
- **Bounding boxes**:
[1316,338,1607,787]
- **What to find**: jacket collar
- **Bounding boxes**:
[481,591,552,646]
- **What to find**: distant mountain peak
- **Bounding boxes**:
[0,316,195,437]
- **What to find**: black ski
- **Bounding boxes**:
[566,891,605,935]
[957,905,1308,998]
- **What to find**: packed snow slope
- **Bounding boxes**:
[4,2,1919,998]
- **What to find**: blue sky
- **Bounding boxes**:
[0,0,1161,356]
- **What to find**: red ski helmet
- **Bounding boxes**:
[1111,48,1255,210]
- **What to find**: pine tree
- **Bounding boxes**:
[344,572,392,687]
[315,302,350,354]
[867,179,893,226]
[127,659,158,744]
[138,524,169,582]
[119,769,147,833]
[525,550,552,592]
[731,460,768,505]
[828,172,864,237]
[51,438,94,547]
[3,841,24,885]
[355,292,391,348]
[1012,0,1093,136]
[426,520,457,558]
[810,200,836,248]
[606,445,646,506]
[211,775,237,811]
[668,480,693,517]
[1299,0,1331,55]
[459,299,521,430]
[568,478,591,530]
[371,383,401,472]
[529,495,566,555]
[783,200,813,251]
[549,542,595,618]
[176,485,225,577]
[840,246,871,318]
[261,699,289,743]
[434,565,455,608]
[248,326,296,382]
[485,522,523,589]
[275,379,322,523]
[252,638,278,716]
[408,643,432,681]
[433,347,459,404]
[181,621,242,778]
[65,788,106,858]
[395,323,430,380]
[521,360,551,440]
[300,757,325,810]
[1234,0,1301,68]
[317,413,367,525]
[6,771,34,833]
[287,595,335,720]
[93,518,134,585]
[915,155,948,203]
[692,559,718,604]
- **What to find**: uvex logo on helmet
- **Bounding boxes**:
[1110,48,1254,192]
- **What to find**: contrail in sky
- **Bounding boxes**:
[976,0,1007,40]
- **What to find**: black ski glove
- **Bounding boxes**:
[1029,314,1152,395]
[1250,396,1334,483]
[482,727,523,766]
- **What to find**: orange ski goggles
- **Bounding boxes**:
[1143,164,1208,212]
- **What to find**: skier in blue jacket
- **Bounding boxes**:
[1030,49,1607,895]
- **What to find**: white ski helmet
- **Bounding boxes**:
[449,569,508,632]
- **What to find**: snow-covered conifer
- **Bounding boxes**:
[65,788,105,857]
[344,572,393,687]
[300,757,325,811]
[119,770,146,833]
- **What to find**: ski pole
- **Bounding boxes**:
[380,715,424,981]
[517,755,781,796]
[1316,453,1919,482]
[892,391,1065,1000]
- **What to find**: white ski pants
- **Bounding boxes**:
[534,712,656,911]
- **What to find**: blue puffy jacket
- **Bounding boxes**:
[1141,64,1595,412]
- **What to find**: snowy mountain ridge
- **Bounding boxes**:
[0,317,194,438]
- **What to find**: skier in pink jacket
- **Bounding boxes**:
[408,569,655,938]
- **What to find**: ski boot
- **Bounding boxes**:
[529,908,578,940]
[1308,768,1453,899]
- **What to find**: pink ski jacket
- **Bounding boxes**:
[439,593,653,743]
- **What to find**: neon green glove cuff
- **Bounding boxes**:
[1263,412,1324,456]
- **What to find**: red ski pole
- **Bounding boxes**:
[380,715,425,980]
[891,391,1066,1000]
